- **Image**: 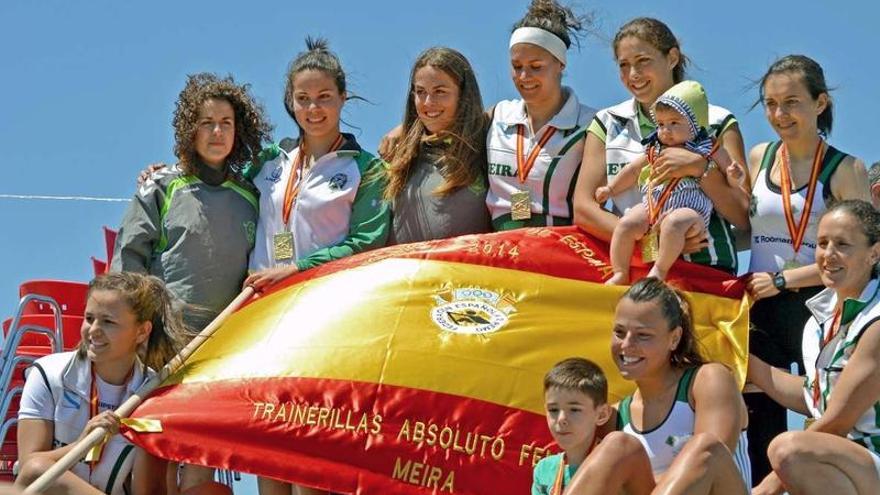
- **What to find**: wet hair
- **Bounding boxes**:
[78,272,187,371]
[613,17,690,84]
[620,277,705,368]
[512,0,593,50]
[544,357,608,406]
[283,37,349,139]
[384,47,488,200]
[754,55,834,136]
[173,72,273,176]
[820,200,880,246]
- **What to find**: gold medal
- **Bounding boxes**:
[782,258,801,270]
[510,190,532,221]
[511,124,556,223]
[641,227,660,263]
[273,231,294,262]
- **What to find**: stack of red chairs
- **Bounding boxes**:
[0,225,116,482]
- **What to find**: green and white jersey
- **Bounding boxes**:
[486,87,596,231]
[588,98,738,272]
[247,136,391,272]
[803,278,880,455]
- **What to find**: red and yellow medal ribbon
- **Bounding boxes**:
[516,125,556,184]
[85,365,133,476]
[645,145,681,226]
[779,140,826,259]
[281,134,345,226]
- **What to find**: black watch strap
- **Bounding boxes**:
[772,271,787,291]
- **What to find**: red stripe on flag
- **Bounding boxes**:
[126,378,556,494]
[249,227,744,307]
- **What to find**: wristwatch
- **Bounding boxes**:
[772,271,787,291]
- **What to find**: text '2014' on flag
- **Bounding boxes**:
[123,226,748,495]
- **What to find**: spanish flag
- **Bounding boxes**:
[124,227,748,494]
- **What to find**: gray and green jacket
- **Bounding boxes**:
[111,164,257,330]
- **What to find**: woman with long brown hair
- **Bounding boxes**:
[383,46,491,243]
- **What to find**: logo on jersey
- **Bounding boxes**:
[266,165,284,183]
[329,173,348,190]
[430,287,516,335]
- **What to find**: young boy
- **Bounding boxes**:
[532,358,612,495]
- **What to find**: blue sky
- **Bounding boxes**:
[1,0,874,488]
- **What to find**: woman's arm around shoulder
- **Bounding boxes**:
[690,363,746,451]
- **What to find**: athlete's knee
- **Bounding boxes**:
[767,430,811,471]
[596,431,648,462]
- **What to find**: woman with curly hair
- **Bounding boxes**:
[111,72,272,493]
[382,46,491,243]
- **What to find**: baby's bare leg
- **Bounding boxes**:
[607,204,650,285]
[647,208,703,281]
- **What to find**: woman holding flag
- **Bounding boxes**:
[15,273,184,495]
[743,55,870,482]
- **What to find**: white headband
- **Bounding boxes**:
[509,27,567,65]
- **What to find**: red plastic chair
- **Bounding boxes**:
[3,314,83,350]
[104,226,118,267]
[0,440,16,482]
[18,280,88,316]
[91,257,108,277]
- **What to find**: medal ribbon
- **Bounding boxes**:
[645,145,681,226]
[811,308,841,410]
[780,140,825,259]
[550,434,598,495]
[87,364,133,478]
[516,124,556,184]
[281,134,345,226]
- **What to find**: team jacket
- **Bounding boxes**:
[246,136,391,272]
[111,165,257,329]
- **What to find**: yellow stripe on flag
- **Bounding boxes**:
[162,258,747,414]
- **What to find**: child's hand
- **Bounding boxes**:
[595,186,612,203]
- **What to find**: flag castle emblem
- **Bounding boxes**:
[430,287,516,335]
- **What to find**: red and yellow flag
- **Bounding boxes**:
[124,227,748,494]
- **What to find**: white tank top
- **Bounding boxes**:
[749,141,846,272]
[618,367,751,486]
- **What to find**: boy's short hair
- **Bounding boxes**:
[543,358,608,406]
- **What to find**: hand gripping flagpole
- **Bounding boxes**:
[24,286,257,495]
